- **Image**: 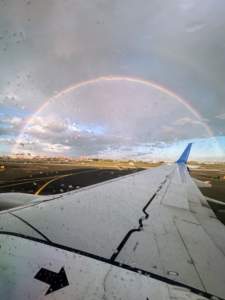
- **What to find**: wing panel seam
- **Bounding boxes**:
[9,212,51,242]
[173,220,206,292]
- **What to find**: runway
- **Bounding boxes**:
[0,162,225,225]
[0,163,142,195]
[188,169,225,225]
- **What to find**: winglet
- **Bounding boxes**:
[175,143,193,164]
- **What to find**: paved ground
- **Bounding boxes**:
[0,163,142,195]
[189,169,225,225]
[0,162,224,225]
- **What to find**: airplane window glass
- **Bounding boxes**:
[1,2,225,300]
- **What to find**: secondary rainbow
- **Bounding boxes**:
[14,76,220,152]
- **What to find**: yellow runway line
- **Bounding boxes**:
[35,174,72,195]
[0,176,60,189]
[35,169,97,195]
[0,169,92,189]
[1,175,61,183]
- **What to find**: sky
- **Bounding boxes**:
[0,0,225,161]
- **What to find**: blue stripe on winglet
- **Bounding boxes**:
[175,143,193,163]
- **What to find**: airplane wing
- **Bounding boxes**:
[0,144,225,300]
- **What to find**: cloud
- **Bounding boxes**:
[68,124,79,132]
[185,21,206,33]
[174,117,202,126]
[0,138,36,147]
[26,125,46,134]
[216,113,225,120]
[30,116,68,133]
[0,116,27,137]
[0,116,24,126]
[42,143,71,153]
[0,0,225,160]
[162,126,176,133]
[152,142,165,149]
[10,117,23,125]
[0,138,15,145]
[0,124,22,137]
[200,118,209,122]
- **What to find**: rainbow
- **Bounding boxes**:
[13,76,220,153]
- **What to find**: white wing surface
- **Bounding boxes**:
[0,144,224,300]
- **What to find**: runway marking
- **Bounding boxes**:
[35,169,97,195]
[0,169,97,190]
[0,176,63,189]
[0,169,97,193]
[35,174,72,195]
[1,175,63,183]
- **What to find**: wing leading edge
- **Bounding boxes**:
[0,144,225,300]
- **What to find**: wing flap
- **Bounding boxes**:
[175,219,225,298]
[157,165,190,210]
[161,190,189,210]
[193,214,225,256]
[115,219,205,290]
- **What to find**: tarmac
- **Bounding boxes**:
[0,162,143,195]
[0,162,224,225]
[189,168,225,225]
